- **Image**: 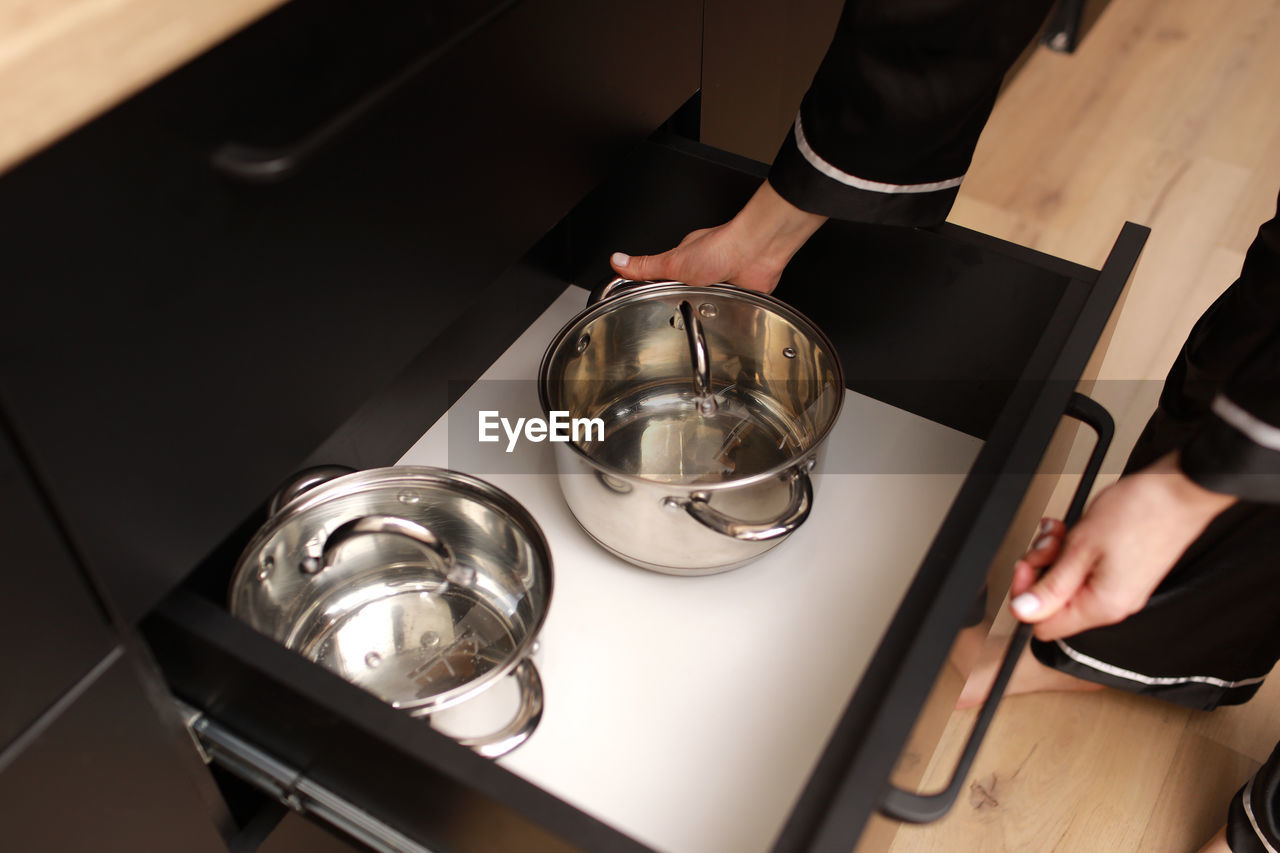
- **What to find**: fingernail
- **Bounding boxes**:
[611,252,630,268]
[1011,592,1041,619]
[1040,518,1054,534]
[1033,534,1054,551]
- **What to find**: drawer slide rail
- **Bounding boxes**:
[177,700,435,853]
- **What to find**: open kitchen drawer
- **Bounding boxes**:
[141,134,1147,852]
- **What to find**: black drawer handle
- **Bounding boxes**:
[879,391,1114,823]
[210,0,518,183]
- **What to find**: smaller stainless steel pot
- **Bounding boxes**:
[229,466,552,758]
[539,279,845,574]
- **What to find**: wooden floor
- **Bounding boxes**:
[883,0,1280,851]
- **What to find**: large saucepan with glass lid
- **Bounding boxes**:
[538,278,845,574]
[228,465,551,758]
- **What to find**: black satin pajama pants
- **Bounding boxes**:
[1030,410,1280,851]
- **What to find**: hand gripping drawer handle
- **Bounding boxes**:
[879,392,1114,824]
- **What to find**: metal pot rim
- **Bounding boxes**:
[228,465,554,713]
[537,281,846,491]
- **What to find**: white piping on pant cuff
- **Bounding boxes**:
[1212,394,1280,451]
[1243,778,1280,853]
[792,115,964,194]
[1054,639,1268,689]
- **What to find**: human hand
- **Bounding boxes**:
[1009,452,1236,641]
[609,181,827,293]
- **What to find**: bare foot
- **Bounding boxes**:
[952,627,1104,710]
[948,624,989,679]
[1195,826,1230,853]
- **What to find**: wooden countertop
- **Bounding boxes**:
[0,0,287,176]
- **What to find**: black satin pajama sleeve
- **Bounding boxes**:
[767,0,1055,227]
[1175,194,1280,504]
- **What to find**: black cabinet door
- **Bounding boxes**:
[0,648,225,853]
[0,422,115,751]
[0,0,700,626]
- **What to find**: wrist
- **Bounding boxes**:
[728,181,827,274]
[1152,451,1237,517]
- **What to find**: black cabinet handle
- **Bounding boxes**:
[210,0,518,183]
[879,391,1114,823]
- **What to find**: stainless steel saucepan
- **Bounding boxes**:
[228,466,552,757]
[539,278,845,574]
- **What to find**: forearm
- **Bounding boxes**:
[1155,451,1239,520]
[723,182,828,279]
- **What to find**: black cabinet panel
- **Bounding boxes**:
[0,650,224,853]
[0,0,700,624]
[0,423,114,751]
[147,591,641,853]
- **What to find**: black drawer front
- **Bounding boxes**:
[0,0,700,625]
[0,422,115,751]
[146,591,644,853]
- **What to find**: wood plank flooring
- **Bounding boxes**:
[884,1,1280,851]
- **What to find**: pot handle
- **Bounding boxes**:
[678,467,813,542]
[879,392,1114,823]
[587,276,688,306]
[588,276,632,305]
[267,465,357,516]
[304,514,456,577]
[445,658,545,759]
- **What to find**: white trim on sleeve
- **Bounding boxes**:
[1055,639,1267,690]
[1212,394,1280,451]
[792,114,965,194]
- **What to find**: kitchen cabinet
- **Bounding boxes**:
[0,2,1146,851]
[0,422,115,751]
[0,645,228,852]
[0,0,700,627]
